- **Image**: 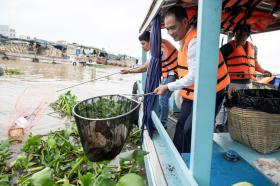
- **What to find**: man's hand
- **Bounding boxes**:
[263,70,272,77]
[120,68,130,74]
[154,85,169,95]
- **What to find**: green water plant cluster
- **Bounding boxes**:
[0,124,147,186]
[4,68,23,75]
[49,91,78,117]
[77,98,129,119]
[0,140,11,186]
[0,92,145,185]
[127,125,141,146]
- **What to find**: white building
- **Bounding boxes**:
[0,25,16,38]
[19,35,31,40]
[56,40,67,45]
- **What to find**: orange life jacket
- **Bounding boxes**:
[221,8,275,33]
[161,39,178,78]
[177,28,230,100]
[225,40,256,80]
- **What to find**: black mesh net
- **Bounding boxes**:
[225,89,280,114]
[73,95,140,162]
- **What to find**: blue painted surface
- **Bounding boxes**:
[138,1,280,186]
[270,77,280,89]
[141,48,147,90]
[190,1,223,185]
[151,131,192,186]
[183,144,275,186]
[214,133,280,164]
[138,80,197,185]
[137,81,144,95]
[75,49,80,56]
[151,111,198,186]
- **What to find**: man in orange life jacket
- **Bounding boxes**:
[221,24,271,90]
[154,5,230,153]
[215,24,272,130]
[121,31,178,128]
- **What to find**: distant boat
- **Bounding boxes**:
[86,61,97,66]
[96,56,107,65]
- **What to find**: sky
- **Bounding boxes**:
[0,0,151,58]
[0,0,280,73]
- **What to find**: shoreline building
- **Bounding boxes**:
[0,25,16,38]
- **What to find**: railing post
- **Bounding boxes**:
[190,0,222,185]
[141,48,147,90]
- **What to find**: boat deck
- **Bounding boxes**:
[147,113,280,185]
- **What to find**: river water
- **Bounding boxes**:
[0,60,139,140]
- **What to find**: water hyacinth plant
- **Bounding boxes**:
[0,125,147,185]
[49,91,78,117]
[4,68,23,75]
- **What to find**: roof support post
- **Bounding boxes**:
[190,0,222,186]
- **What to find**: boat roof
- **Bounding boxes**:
[139,0,280,35]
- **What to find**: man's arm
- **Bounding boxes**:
[167,38,197,91]
[255,61,265,73]
[154,38,197,95]
[255,61,271,75]
[253,45,272,76]
[120,59,150,74]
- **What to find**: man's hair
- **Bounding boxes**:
[164,5,187,21]
[138,31,150,42]
[234,24,251,36]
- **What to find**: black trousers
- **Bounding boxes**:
[173,89,226,153]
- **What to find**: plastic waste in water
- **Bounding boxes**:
[14,116,28,128]
[8,116,29,141]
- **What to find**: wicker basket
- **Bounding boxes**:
[228,107,280,154]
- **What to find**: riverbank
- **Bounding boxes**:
[0,42,137,67]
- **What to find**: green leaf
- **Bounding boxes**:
[23,135,42,153]
[79,172,94,186]
[31,167,55,186]
[11,154,29,170]
[0,139,10,168]
[46,137,56,149]
[132,150,149,165]
[68,156,85,177]
[119,149,148,165]
[61,178,75,186]
[94,176,116,186]
[119,151,134,161]
[49,91,78,117]
[0,140,9,151]
[100,166,113,179]
[116,173,145,186]
[0,175,10,186]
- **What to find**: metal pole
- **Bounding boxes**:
[56,66,138,92]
